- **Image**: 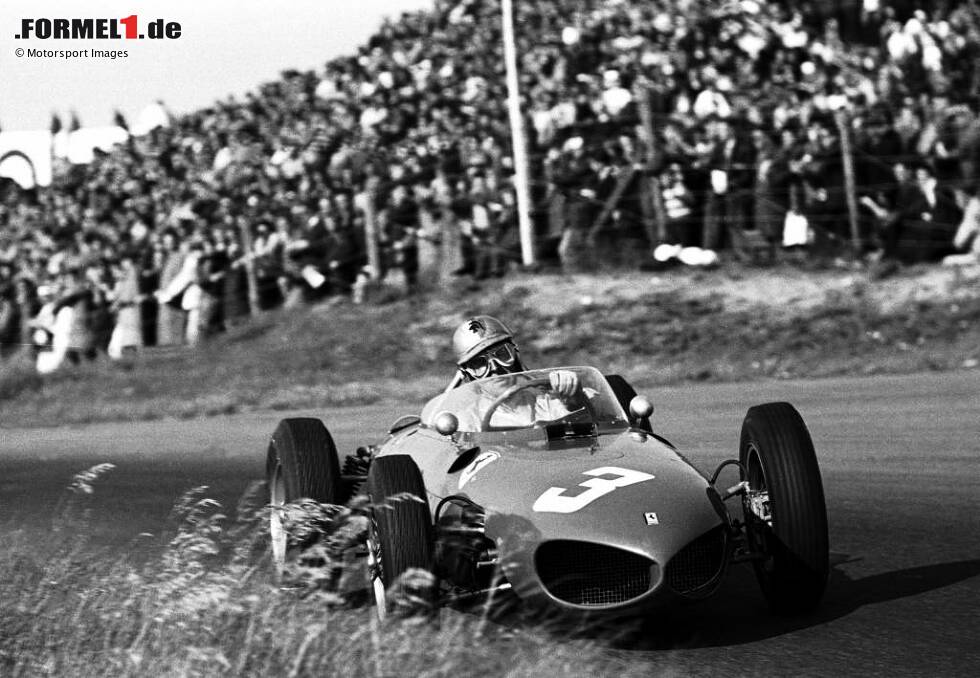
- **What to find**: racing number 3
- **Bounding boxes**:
[532,467,654,514]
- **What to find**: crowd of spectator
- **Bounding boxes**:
[3,0,980,371]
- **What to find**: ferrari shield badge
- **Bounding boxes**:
[644,512,660,525]
[458,451,500,489]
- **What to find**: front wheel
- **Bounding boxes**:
[365,455,434,620]
[739,402,829,614]
[267,418,342,575]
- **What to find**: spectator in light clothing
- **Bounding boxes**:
[157,240,204,346]
[155,231,185,346]
[942,190,980,265]
[107,253,143,360]
[660,162,698,247]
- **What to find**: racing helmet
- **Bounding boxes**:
[452,315,524,379]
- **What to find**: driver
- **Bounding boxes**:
[427,315,586,428]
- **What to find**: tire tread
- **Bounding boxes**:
[740,402,829,613]
[366,455,434,584]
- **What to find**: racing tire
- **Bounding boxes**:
[366,455,434,620]
[739,402,829,615]
[267,418,342,575]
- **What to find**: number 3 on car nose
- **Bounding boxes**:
[533,467,655,514]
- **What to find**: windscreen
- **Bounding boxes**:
[421,366,631,433]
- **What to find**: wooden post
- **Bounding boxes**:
[835,108,862,256]
[586,167,636,244]
[634,79,667,246]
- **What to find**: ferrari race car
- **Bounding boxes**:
[266,366,829,620]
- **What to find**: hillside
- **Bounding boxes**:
[1,262,978,427]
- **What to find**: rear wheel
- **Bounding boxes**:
[266,418,342,574]
[365,455,434,620]
[739,402,829,614]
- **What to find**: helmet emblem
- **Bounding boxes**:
[468,319,486,334]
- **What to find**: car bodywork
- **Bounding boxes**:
[373,366,731,615]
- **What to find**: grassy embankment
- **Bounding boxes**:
[1,265,978,427]
[0,466,651,677]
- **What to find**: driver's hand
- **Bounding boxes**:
[549,370,580,399]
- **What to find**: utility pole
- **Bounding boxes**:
[501,0,535,266]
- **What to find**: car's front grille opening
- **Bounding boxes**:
[535,541,655,607]
[665,526,727,595]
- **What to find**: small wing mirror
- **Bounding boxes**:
[434,411,459,436]
[629,395,654,421]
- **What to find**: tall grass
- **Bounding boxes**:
[0,466,651,678]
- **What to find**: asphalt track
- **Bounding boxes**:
[2,370,978,676]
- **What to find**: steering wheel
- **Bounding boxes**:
[479,376,595,431]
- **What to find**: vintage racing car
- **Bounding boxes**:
[266,366,829,620]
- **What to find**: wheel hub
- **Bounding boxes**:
[747,490,772,526]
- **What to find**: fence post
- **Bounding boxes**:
[835,108,862,256]
[634,79,667,246]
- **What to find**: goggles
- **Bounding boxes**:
[461,342,518,379]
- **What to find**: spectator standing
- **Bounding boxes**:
[197,237,228,336]
[893,162,962,263]
[448,177,475,276]
[799,118,850,252]
[386,184,421,291]
[944,188,980,265]
[156,230,185,346]
[469,174,501,279]
[251,222,285,309]
[861,160,920,261]
[54,267,96,364]
[660,162,699,247]
[157,239,203,345]
[13,277,39,357]
[548,137,598,270]
[702,116,756,253]
[0,277,18,358]
[221,228,251,326]
[752,129,793,252]
[107,253,143,360]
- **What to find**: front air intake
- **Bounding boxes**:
[535,541,655,607]
[665,526,727,596]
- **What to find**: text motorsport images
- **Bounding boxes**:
[12,17,181,60]
[15,47,130,60]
